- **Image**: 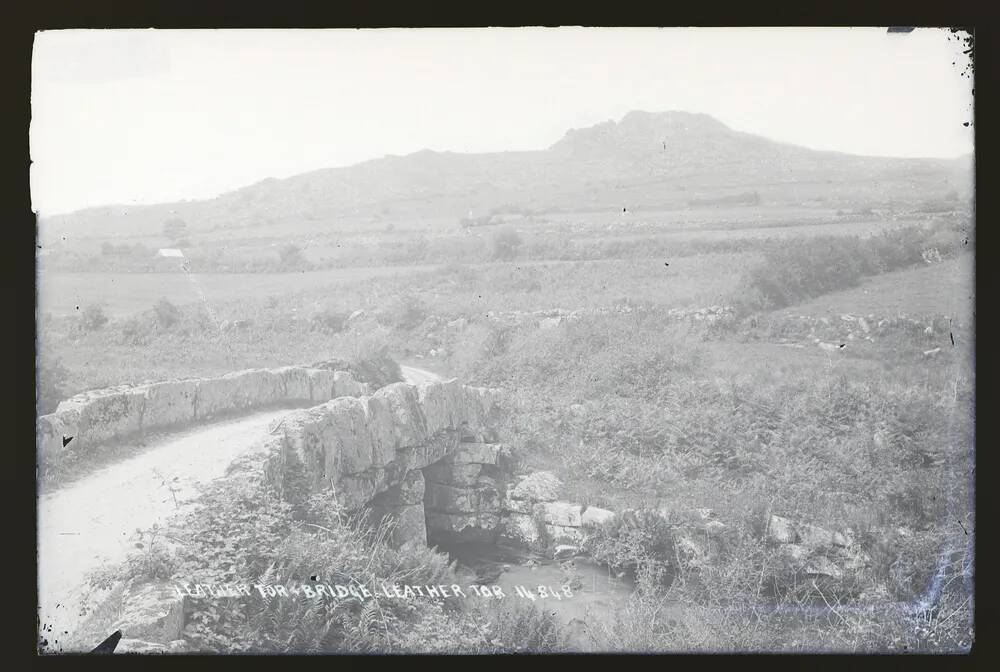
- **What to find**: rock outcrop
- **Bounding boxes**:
[113,582,186,644]
[765,514,870,580]
[498,472,614,550]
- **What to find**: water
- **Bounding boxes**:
[437,541,636,651]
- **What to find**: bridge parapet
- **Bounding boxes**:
[37,366,368,468]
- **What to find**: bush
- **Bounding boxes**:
[583,510,676,593]
[737,224,948,312]
[119,316,152,346]
[380,293,428,331]
[311,307,348,333]
[311,351,403,389]
[79,303,109,331]
[278,243,307,270]
[491,226,523,261]
[154,298,182,329]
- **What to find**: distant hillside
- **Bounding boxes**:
[39,110,973,240]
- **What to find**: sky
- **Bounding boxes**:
[30,27,974,216]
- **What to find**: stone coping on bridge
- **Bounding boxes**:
[264,379,508,513]
[37,365,369,464]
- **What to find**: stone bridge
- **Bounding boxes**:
[37,364,521,651]
[38,364,517,554]
[261,377,513,547]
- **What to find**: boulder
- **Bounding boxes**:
[536,502,583,528]
[797,522,837,549]
[703,520,728,537]
[498,513,541,546]
[280,405,336,490]
[114,639,169,654]
[372,383,428,449]
[778,543,809,565]
[805,555,844,580]
[363,394,401,468]
[675,533,709,568]
[323,397,377,476]
[553,545,580,560]
[767,515,798,544]
[510,471,562,503]
[544,524,584,545]
[417,380,468,435]
[539,316,563,330]
[581,506,615,527]
[114,582,185,643]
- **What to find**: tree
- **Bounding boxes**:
[163,218,189,242]
[491,226,523,261]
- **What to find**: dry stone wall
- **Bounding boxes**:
[37,365,369,467]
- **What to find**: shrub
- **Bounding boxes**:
[119,316,152,346]
[278,243,307,270]
[737,225,948,312]
[311,307,347,333]
[380,293,428,331]
[154,298,182,329]
[491,226,523,261]
[311,350,403,389]
[583,510,676,593]
[79,303,109,331]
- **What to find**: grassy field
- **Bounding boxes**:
[775,256,974,322]
[37,264,441,317]
[37,208,975,652]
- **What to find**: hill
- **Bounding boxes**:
[39,110,973,240]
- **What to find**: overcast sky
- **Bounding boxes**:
[30,27,974,216]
